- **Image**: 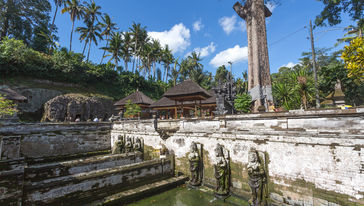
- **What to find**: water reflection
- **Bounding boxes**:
[128,186,248,206]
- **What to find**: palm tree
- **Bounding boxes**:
[50,0,65,52]
[62,0,84,51]
[129,22,148,73]
[99,14,118,64]
[75,24,89,55]
[121,32,132,71]
[162,45,174,82]
[168,57,180,86]
[188,51,203,71]
[101,32,123,69]
[151,39,162,78]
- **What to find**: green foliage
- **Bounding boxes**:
[315,0,363,27]
[272,66,315,110]
[215,65,228,84]
[0,94,17,117]
[124,99,141,118]
[0,0,53,51]
[341,37,364,81]
[234,93,252,113]
[0,37,166,100]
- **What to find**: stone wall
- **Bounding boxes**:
[111,108,364,205]
[0,122,112,160]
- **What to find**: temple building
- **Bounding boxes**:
[114,90,155,118]
[150,80,215,119]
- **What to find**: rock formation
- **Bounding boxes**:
[41,94,114,122]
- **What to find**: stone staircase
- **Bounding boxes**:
[21,152,176,205]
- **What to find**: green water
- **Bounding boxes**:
[128,186,249,206]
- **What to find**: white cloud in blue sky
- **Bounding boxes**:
[219,15,245,35]
[187,42,216,58]
[281,62,297,68]
[148,23,191,54]
[210,45,248,67]
[193,19,204,32]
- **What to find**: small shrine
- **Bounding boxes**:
[114,90,155,118]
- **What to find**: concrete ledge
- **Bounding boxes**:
[25,152,143,182]
[95,175,188,206]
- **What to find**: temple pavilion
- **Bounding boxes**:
[150,80,215,119]
[114,90,155,118]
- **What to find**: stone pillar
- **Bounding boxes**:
[234,0,273,112]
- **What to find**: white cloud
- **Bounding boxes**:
[219,16,237,35]
[281,62,297,68]
[219,15,246,35]
[265,2,276,12]
[148,23,191,54]
[193,42,216,58]
[193,19,204,32]
[210,45,248,68]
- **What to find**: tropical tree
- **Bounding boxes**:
[101,31,122,69]
[161,45,174,82]
[150,39,162,78]
[315,0,363,27]
[129,22,148,73]
[49,0,65,51]
[99,13,118,64]
[62,0,84,51]
[0,0,52,49]
[121,32,132,71]
[215,65,228,83]
[168,57,180,86]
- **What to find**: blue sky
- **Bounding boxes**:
[52,0,355,78]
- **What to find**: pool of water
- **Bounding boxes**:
[128,185,249,206]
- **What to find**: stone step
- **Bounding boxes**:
[91,175,188,206]
[25,152,142,182]
[23,158,173,205]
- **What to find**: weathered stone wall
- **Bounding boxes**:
[0,122,112,160]
[111,108,364,205]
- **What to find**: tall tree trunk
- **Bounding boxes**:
[82,40,88,55]
[124,61,128,72]
[87,39,92,62]
[70,20,75,51]
[49,5,58,51]
[132,58,135,73]
[100,35,109,64]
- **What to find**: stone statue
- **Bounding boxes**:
[124,137,133,153]
[188,142,202,186]
[214,144,230,198]
[112,135,124,154]
[247,148,268,206]
[133,137,144,153]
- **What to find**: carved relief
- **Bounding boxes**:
[188,142,203,187]
[214,144,230,198]
[247,148,269,206]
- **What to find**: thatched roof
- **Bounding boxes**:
[114,91,154,106]
[150,90,217,109]
[163,80,211,101]
[0,87,27,101]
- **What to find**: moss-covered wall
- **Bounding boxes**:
[112,109,364,205]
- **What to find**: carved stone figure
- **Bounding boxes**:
[112,135,124,154]
[214,144,230,198]
[124,137,133,153]
[247,148,268,206]
[188,142,202,186]
[133,137,143,153]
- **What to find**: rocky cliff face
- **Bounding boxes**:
[42,94,114,122]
